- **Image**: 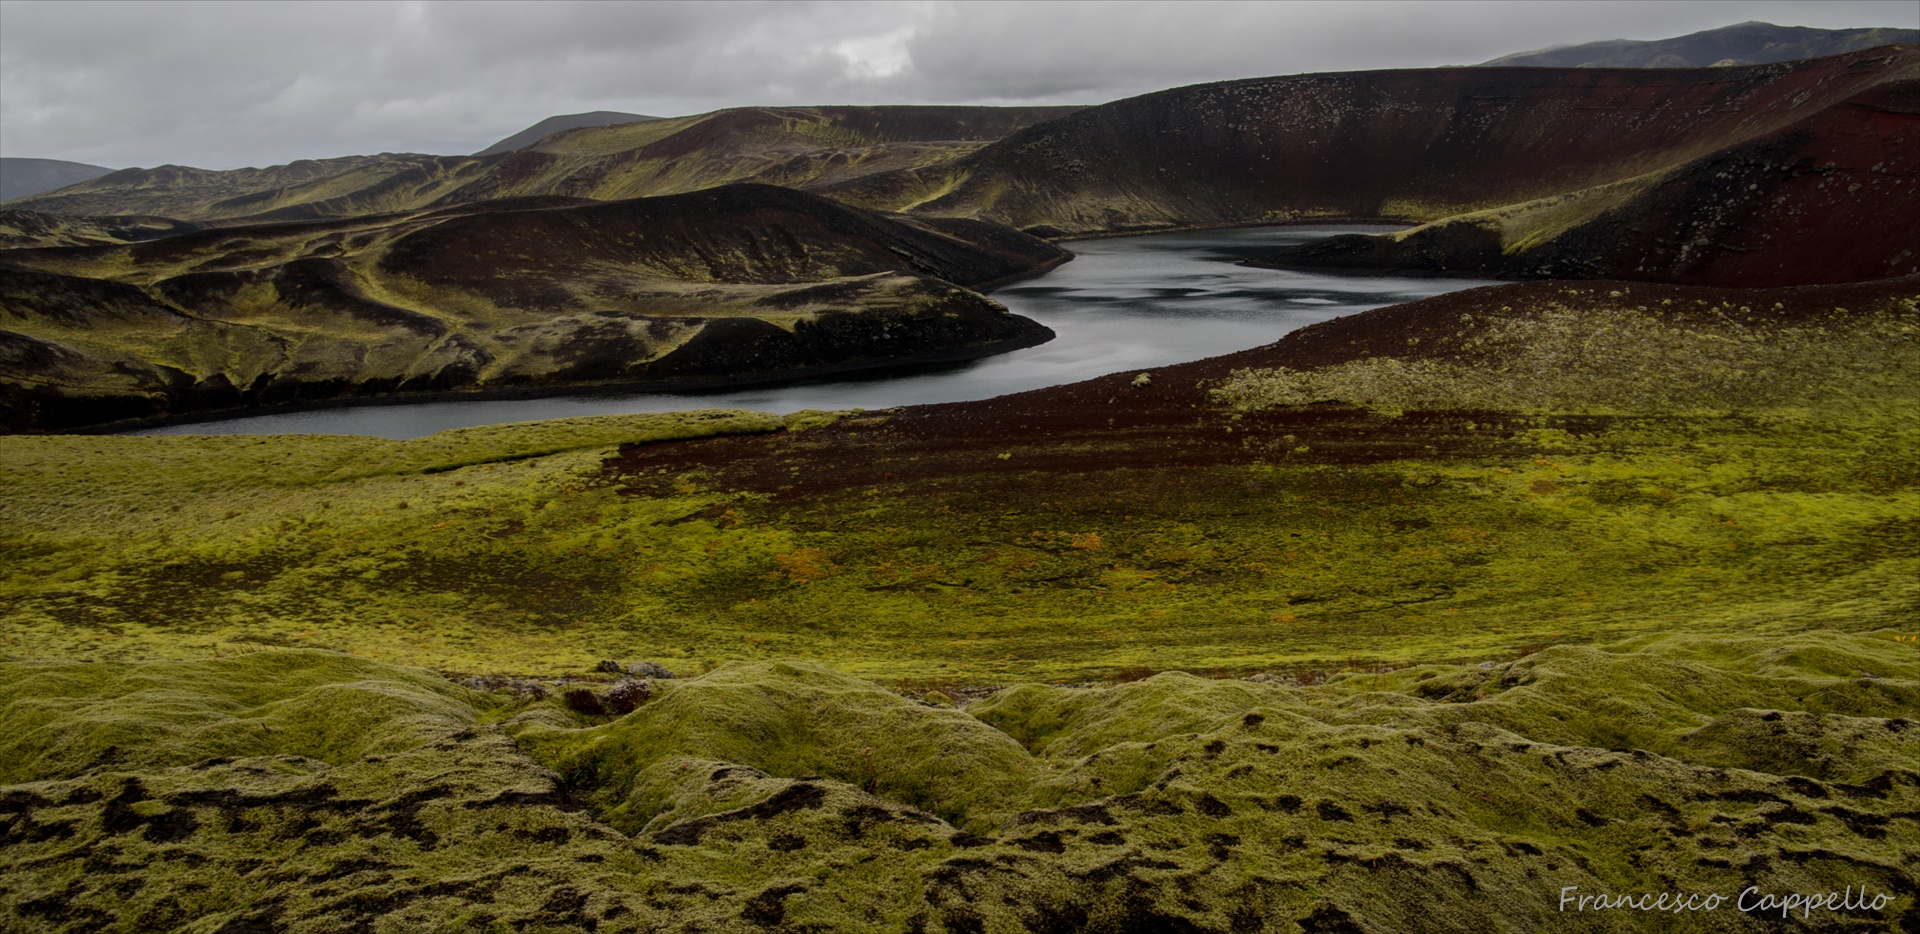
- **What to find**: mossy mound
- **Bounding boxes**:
[3,636,1914,931]
[0,649,485,785]
[517,659,1037,834]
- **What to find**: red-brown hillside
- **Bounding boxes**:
[869,47,1915,237]
[1255,59,1920,286]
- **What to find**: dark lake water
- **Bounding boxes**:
[136,226,1496,439]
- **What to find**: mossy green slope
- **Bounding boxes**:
[3,285,1917,681]
[2,637,1914,931]
[0,650,484,786]
[5,408,1916,682]
[2,278,1917,928]
[0,185,1061,431]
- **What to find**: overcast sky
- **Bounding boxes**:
[3,0,1914,170]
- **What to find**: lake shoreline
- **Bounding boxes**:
[110,225,1495,438]
[68,326,1055,437]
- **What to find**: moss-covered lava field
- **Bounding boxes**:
[3,276,1917,930]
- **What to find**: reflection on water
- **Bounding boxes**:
[136,226,1496,439]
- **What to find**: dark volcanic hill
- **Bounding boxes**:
[1252,59,1920,287]
[849,47,1914,241]
[7,106,1081,224]
[474,110,661,156]
[833,46,1916,288]
[0,185,1065,432]
[1484,21,1920,68]
[18,52,1910,290]
[0,158,116,202]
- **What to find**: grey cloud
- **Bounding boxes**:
[2,0,1913,170]
[900,0,1917,101]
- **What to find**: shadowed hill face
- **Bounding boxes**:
[866,47,1917,243]
[376,184,1067,290]
[0,158,116,202]
[0,185,1064,432]
[1251,62,1920,287]
[6,106,1082,224]
[0,210,206,250]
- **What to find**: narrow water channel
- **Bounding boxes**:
[136,225,1496,439]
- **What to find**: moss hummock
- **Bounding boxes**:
[1,635,1913,931]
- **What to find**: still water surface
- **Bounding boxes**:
[138,226,1494,439]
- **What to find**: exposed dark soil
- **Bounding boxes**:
[607,276,1919,500]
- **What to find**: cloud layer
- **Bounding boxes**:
[3,0,1914,169]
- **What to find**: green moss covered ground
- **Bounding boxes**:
[2,636,1913,931]
[3,385,1915,683]
[2,279,1915,929]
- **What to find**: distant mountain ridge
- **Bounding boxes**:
[1484,20,1920,68]
[4,26,1912,300]
[0,158,116,201]
[7,106,1081,223]
[474,110,661,156]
